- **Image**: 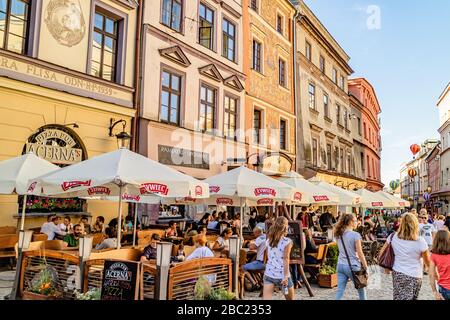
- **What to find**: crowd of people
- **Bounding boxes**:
[37,205,450,301]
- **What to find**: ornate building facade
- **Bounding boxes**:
[349,78,384,191]
[243,0,297,176]
[0,0,139,228]
[294,1,366,190]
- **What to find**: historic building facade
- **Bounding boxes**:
[0,0,139,228]
[400,139,440,210]
[294,2,366,190]
[426,142,441,214]
[348,78,384,191]
[242,0,297,176]
[139,0,246,180]
[435,84,450,214]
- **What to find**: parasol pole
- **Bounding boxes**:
[20,194,27,232]
[117,185,124,249]
[132,203,138,247]
[239,198,244,240]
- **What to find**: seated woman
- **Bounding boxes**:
[304,229,319,264]
[141,234,161,262]
[213,228,233,251]
[198,213,211,227]
[165,221,178,238]
[186,235,214,261]
[95,227,117,250]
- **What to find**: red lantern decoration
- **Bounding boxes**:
[410,144,421,156]
[408,168,417,178]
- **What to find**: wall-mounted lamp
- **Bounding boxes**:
[64,123,79,128]
[109,118,132,149]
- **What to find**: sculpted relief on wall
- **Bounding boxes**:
[45,0,86,47]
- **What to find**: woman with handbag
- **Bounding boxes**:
[334,214,369,300]
[384,212,430,300]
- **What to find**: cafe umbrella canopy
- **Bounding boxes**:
[354,188,397,209]
[27,148,209,248]
[308,177,361,206]
[0,152,59,232]
[278,171,340,206]
[203,166,302,236]
[376,190,411,208]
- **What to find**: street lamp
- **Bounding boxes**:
[179,220,186,235]
[78,236,93,291]
[109,119,132,149]
[156,242,173,300]
[229,235,240,297]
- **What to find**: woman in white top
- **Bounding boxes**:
[213,228,233,251]
[383,212,431,300]
[263,217,294,300]
[186,235,214,261]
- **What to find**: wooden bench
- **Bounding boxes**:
[0,234,19,269]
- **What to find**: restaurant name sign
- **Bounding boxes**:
[158,145,209,170]
[25,128,83,165]
[260,153,292,176]
[0,54,132,106]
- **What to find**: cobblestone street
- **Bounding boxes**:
[0,266,434,301]
[245,266,434,301]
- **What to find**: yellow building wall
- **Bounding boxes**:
[0,78,133,229]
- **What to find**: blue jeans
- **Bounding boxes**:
[243,260,265,272]
[439,285,450,300]
[336,264,367,300]
[263,275,294,289]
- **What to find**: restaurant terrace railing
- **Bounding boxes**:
[167,258,232,300]
[140,263,157,300]
[20,250,80,300]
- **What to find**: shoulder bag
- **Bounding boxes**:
[378,233,395,271]
[340,235,368,290]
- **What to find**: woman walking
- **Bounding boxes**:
[334,214,368,300]
[386,212,430,300]
[263,217,295,300]
[429,230,450,300]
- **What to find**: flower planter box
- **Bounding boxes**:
[22,291,59,300]
[317,273,338,288]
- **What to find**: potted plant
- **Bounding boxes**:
[23,266,63,300]
[317,244,338,288]
[74,288,101,300]
[194,276,235,300]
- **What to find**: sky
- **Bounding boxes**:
[304,0,450,187]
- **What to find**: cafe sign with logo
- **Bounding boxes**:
[24,126,83,165]
[260,153,292,176]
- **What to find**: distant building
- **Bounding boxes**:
[400,139,440,210]
[436,84,450,214]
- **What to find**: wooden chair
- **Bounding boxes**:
[183,245,196,258]
[0,234,19,269]
[238,249,247,299]
[137,229,165,247]
[89,248,143,261]
[92,233,105,247]
[0,226,17,235]
[304,244,329,282]
[32,233,48,242]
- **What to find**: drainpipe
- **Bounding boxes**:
[292,5,303,173]
[131,0,144,153]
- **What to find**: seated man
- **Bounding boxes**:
[63,224,83,248]
[243,227,266,290]
[141,234,161,262]
[41,215,67,240]
[95,227,117,250]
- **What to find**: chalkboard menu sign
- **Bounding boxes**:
[266,221,304,263]
[101,260,139,300]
